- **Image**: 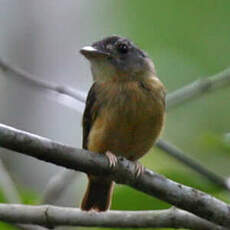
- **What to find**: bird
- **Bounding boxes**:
[80,35,166,212]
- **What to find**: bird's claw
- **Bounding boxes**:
[105,151,118,168]
[134,162,145,178]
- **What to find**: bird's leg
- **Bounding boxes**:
[105,151,118,168]
[134,161,145,177]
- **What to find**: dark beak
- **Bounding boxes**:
[80,46,110,59]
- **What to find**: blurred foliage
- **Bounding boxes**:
[0,189,6,203]
[0,222,18,230]
[98,0,230,158]
[201,132,230,154]
[18,187,40,205]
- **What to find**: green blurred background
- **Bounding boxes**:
[1,1,230,229]
[93,2,230,229]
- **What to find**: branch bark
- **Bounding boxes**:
[156,139,230,190]
[1,56,230,193]
[0,57,86,103]
[0,204,226,230]
[0,124,230,228]
[166,67,230,109]
[2,57,230,109]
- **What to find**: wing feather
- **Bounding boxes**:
[82,83,99,149]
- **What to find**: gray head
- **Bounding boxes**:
[80,36,155,81]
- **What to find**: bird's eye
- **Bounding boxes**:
[117,43,129,54]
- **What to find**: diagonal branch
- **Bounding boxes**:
[166,67,230,110]
[1,57,230,193]
[0,57,86,103]
[0,204,226,230]
[156,139,230,190]
[2,57,230,109]
[0,124,230,227]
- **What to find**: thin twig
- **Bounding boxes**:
[166,67,230,110]
[2,56,230,109]
[0,204,226,229]
[0,57,86,103]
[0,124,230,228]
[156,139,230,190]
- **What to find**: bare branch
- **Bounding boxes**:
[1,56,230,193]
[0,124,230,227]
[0,57,86,103]
[156,139,230,190]
[2,56,230,110]
[41,169,77,204]
[0,204,226,229]
[166,67,230,109]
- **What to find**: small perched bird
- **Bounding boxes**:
[80,36,166,212]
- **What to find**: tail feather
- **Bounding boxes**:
[81,176,114,211]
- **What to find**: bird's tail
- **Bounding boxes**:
[81,176,114,211]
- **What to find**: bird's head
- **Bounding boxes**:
[80,35,155,82]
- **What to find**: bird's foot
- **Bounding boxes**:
[105,151,118,168]
[134,161,145,178]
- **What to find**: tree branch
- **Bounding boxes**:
[2,57,230,109]
[166,67,230,110]
[0,124,230,228]
[156,139,230,190]
[0,57,86,103]
[0,204,226,230]
[1,56,230,193]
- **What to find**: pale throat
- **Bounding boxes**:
[90,62,154,83]
[90,60,121,82]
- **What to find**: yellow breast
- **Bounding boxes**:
[87,79,165,160]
